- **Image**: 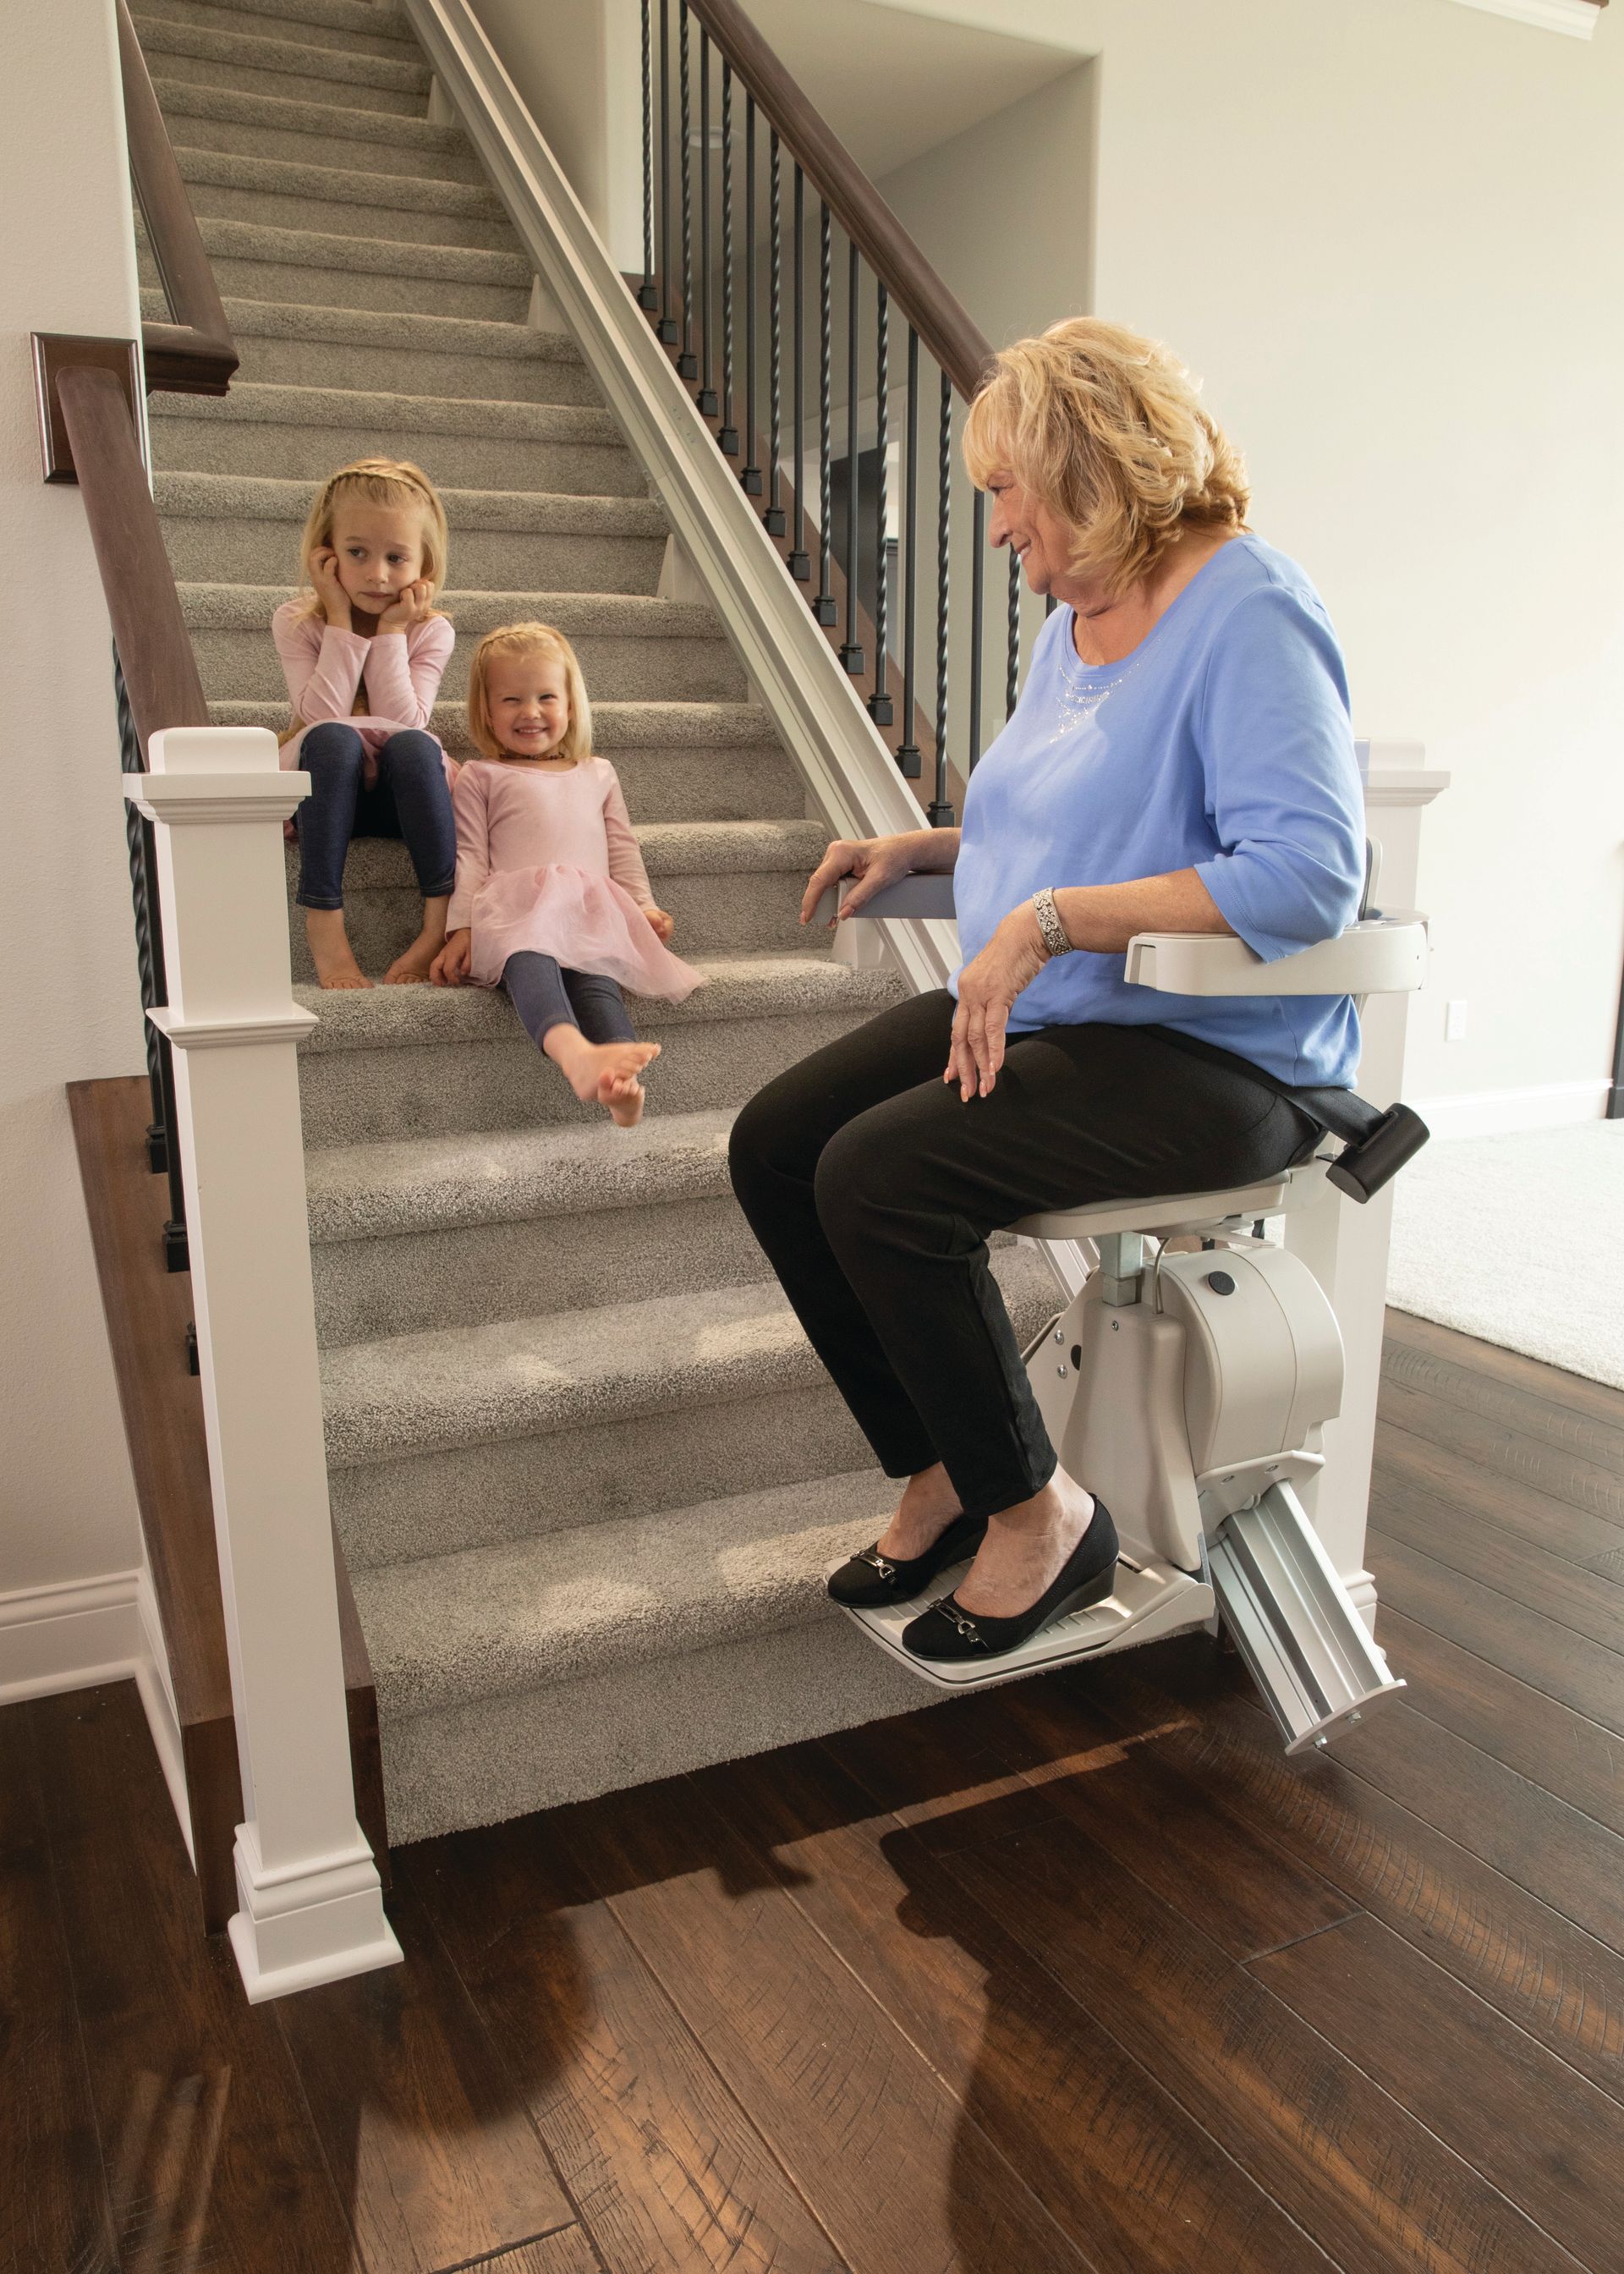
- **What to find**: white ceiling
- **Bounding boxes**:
[736,0,1084,180]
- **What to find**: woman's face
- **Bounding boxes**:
[485,651,571,757]
[325,502,426,612]
[984,470,1075,596]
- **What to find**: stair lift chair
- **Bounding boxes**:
[815,853,1429,1755]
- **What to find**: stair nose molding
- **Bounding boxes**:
[1449,0,1601,34]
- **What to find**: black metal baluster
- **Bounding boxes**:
[718,62,737,453]
[893,325,920,776]
[1007,549,1021,719]
[765,129,785,534]
[656,0,676,343]
[929,371,954,826]
[638,0,656,310]
[788,163,809,579]
[742,98,761,493]
[869,280,892,725]
[113,650,187,1269]
[698,29,716,413]
[968,487,986,771]
[814,200,836,625]
[677,1,695,376]
[838,241,863,673]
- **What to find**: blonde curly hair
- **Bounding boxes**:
[294,458,450,618]
[465,621,594,765]
[963,318,1250,596]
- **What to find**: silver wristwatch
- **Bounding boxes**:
[1031,887,1073,958]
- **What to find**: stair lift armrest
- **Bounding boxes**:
[812,876,959,928]
[1124,915,1428,999]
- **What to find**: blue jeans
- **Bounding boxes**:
[294,723,457,911]
[503,951,634,1048]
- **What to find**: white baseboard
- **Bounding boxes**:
[0,1568,144,1704]
[1411,1077,1611,1141]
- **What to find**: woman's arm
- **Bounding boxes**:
[800,826,961,927]
[1051,865,1232,953]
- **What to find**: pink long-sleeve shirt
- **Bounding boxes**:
[272,600,456,787]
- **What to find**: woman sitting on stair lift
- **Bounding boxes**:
[729,316,1368,1667]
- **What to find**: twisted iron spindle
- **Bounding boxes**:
[893,325,920,776]
[838,240,863,674]
[765,130,785,534]
[698,28,716,413]
[869,280,892,725]
[113,650,187,1266]
[1007,549,1021,718]
[677,0,695,376]
[743,96,761,494]
[968,486,986,772]
[656,0,676,343]
[788,163,809,579]
[718,62,737,453]
[929,371,954,826]
[814,200,836,625]
[638,0,656,310]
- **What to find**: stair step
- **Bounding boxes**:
[139,212,532,322]
[173,146,518,254]
[156,472,662,591]
[305,1107,765,1343]
[151,382,639,491]
[137,11,430,113]
[133,0,417,61]
[183,584,742,705]
[294,951,905,1144]
[149,77,484,179]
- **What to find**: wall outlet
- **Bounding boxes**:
[1445,999,1469,1041]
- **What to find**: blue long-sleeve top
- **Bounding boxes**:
[949,531,1367,1088]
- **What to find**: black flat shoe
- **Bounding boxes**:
[827,1513,989,1607]
[902,1501,1120,1662]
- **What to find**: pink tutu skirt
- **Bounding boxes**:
[469,863,703,1002]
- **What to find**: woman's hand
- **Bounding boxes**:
[430,928,471,986]
[946,901,1051,1100]
[800,832,922,927]
[645,905,675,942]
[377,579,435,634]
[310,548,351,630]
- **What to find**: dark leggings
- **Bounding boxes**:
[503,951,634,1049]
[727,989,1318,1523]
[294,722,457,910]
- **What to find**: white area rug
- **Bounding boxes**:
[1386,1119,1624,1389]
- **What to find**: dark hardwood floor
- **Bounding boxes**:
[5,1310,1621,2274]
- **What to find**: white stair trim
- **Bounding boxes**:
[1448,0,1600,36]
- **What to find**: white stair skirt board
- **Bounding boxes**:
[1386,1120,1624,1389]
[1448,0,1600,36]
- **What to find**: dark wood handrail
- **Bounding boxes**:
[56,364,211,745]
[116,0,238,395]
[685,0,995,402]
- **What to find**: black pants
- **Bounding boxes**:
[502,950,634,1048]
[727,990,1317,1522]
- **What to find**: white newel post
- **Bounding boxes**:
[1285,744,1449,1615]
[126,725,402,2002]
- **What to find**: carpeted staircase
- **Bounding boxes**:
[134,0,1055,1843]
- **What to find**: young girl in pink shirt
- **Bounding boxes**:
[431,622,702,1128]
[274,458,458,990]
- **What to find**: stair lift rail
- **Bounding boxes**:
[817,871,1430,1753]
[638,0,1019,823]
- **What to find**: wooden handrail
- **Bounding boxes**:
[684,0,995,402]
[116,0,238,395]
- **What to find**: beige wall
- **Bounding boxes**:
[841,0,1624,1116]
[0,0,147,1596]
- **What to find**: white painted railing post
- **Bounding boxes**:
[125,724,401,2002]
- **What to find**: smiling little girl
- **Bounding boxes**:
[274,457,458,989]
[431,621,701,1128]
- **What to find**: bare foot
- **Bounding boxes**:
[875,1461,964,1561]
[545,1030,661,1121]
[601,1066,648,1128]
[953,1469,1097,1619]
[382,931,442,985]
[306,908,371,990]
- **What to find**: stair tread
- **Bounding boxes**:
[352,1466,897,1713]
[174,145,504,220]
[138,10,429,88]
[160,213,530,283]
[157,470,663,536]
[135,0,415,47]
[294,817,826,893]
[322,1246,1055,1472]
[306,1106,738,1244]
[151,381,621,442]
[151,75,474,156]
[182,582,718,636]
[197,296,579,362]
[215,696,780,747]
[295,949,897,1057]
